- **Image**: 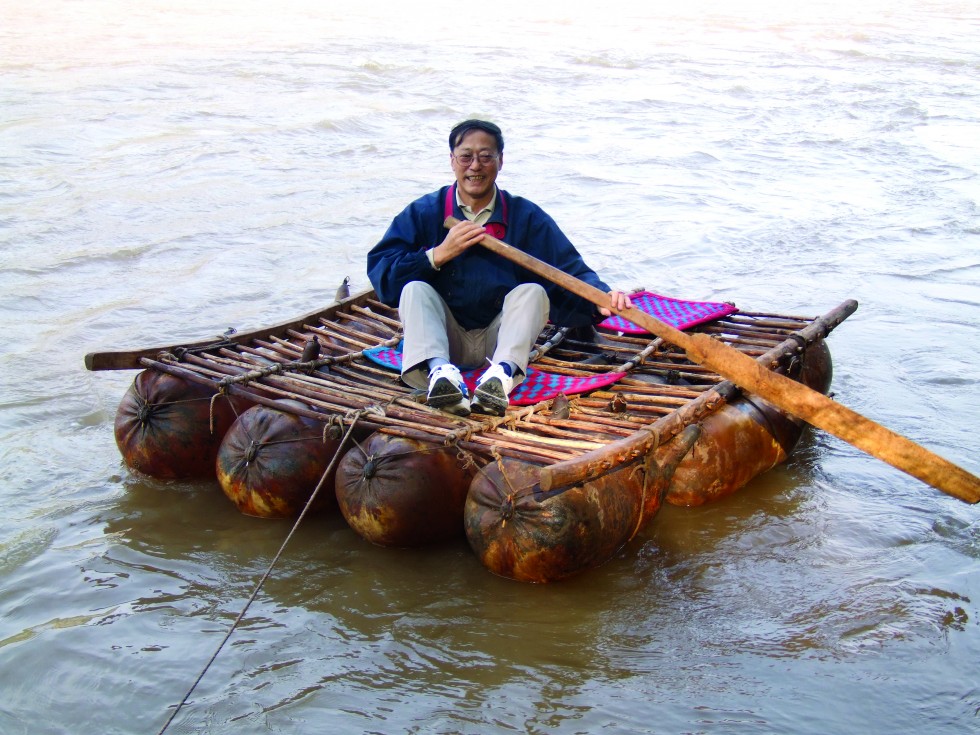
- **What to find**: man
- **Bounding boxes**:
[367,119,631,417]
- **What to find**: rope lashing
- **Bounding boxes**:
[323,414,346,442]
[127,375,215,427]
[208,390,222,434]
[475,447,539,527]
[454,446,481,473]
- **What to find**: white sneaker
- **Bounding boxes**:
[472,363,514,416]
[427,364,470,416]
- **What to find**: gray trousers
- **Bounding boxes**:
[398,281,550,390]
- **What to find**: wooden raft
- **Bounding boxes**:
[87,289,858,489]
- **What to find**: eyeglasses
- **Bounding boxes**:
[453,152,499,166]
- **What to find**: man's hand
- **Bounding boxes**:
[431,220,486,268]
[598,290,632,317]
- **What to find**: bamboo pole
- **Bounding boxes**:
[350,303,403,330]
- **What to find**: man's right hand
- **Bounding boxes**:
[431,220,486,268]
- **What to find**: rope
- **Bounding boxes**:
[492,447,520,508]
[143,396,213,406]
[130,377,223,434]
[440,423,484,473]
[155,410,368,735]
[340,424,486,478]
[628,462,651,541]
[345,433,460,464]
[479,448,540,526]
[454,446,481,473]
[208,391,223,435]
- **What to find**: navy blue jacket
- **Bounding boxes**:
[367,185,610,330]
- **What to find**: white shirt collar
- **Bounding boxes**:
[456,186,496,224]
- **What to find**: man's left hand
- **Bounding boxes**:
[599,290,632,317]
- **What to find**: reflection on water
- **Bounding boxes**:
[2,1,979,733]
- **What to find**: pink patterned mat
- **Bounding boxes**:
[598,291,737,334]
[363,345,625,406]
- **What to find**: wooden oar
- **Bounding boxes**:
[444,216,980,504]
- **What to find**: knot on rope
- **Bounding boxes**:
[787,332,808,352]
[347,405,384,423]
[244,440,260,465]
[324,414,346,441]
[133,390,153,424]
[362,455,379,479]
[499,494,515,523]
[222,372,250,389]
[476,446,537,524]
[321,406,383,442]
[455,447,479,472]
[445,424,477,446]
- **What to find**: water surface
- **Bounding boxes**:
[1,1,978,733]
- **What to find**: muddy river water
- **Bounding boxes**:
[1,1,978,732]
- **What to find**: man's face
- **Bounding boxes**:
[450,129,503,208]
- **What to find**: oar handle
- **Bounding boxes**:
[444,216,980,504]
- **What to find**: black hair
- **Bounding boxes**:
[449,119,504,153]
